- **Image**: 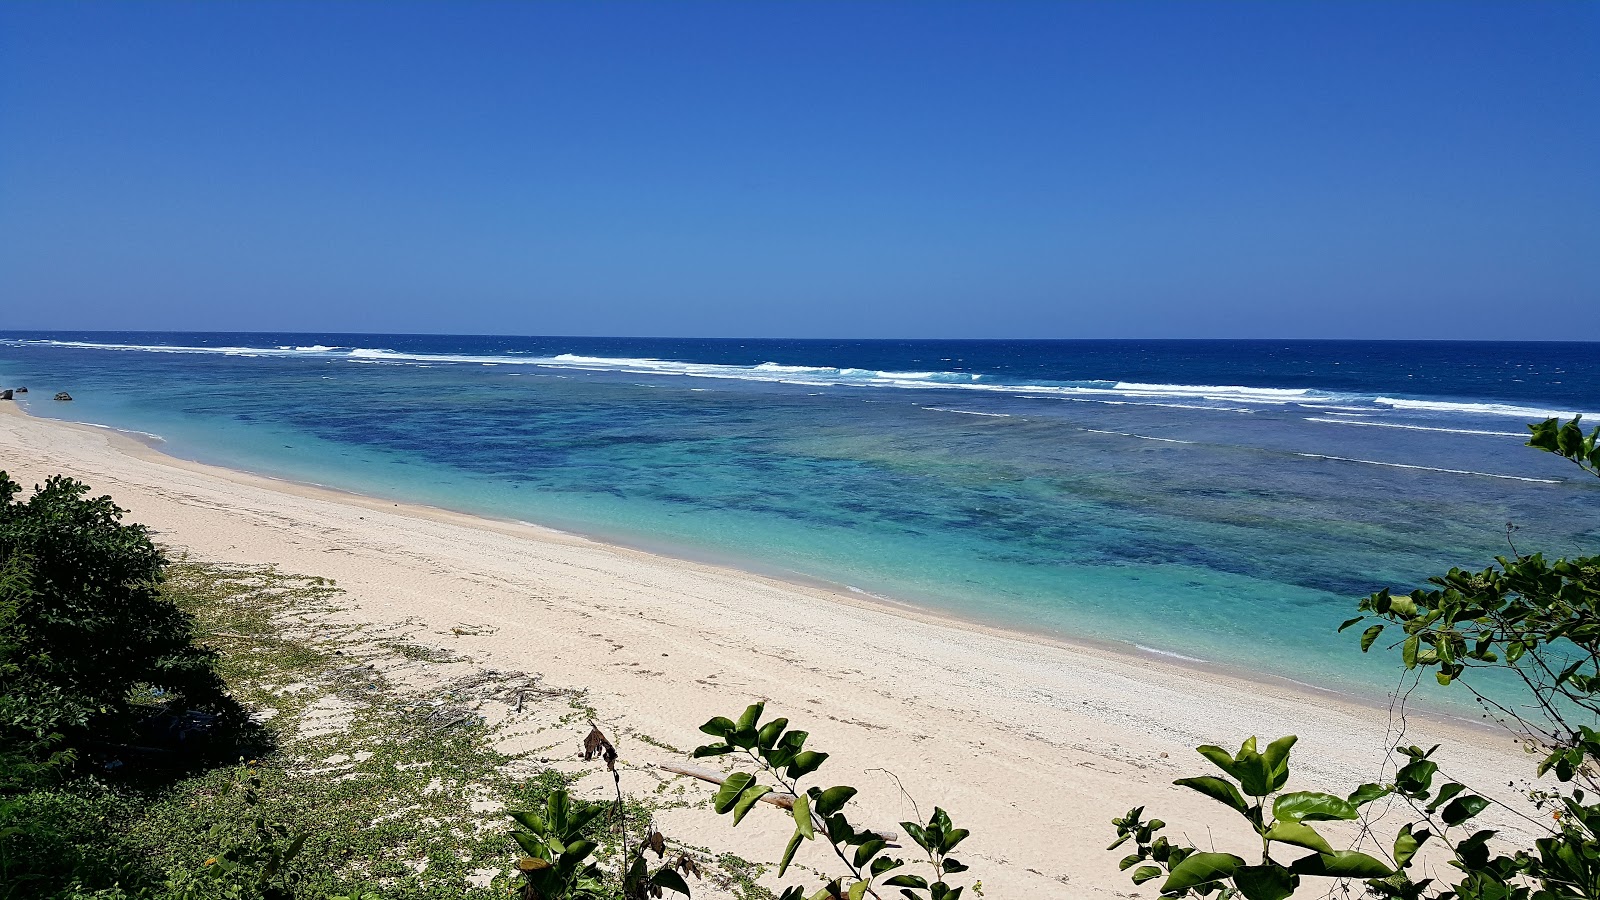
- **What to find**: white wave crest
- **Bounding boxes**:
[1296,452,1561,483]
[1375,397,1590,419]
[1304,418,1526,437]
[922,407,1013,418]
[5,339,1588,423]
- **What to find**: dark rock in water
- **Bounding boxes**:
[1,389,11,400]
[54,391,73,401]
[13,386,25,393]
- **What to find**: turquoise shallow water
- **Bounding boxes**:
[2,334,1596,709]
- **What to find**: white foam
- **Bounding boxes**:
[1083,429,1195,445]
[6,340,1587,424]
[1114,382,1311,403]
[1304,418,1525,437]
[70,421,166,442]
[1375,396,1590,419]
[922,407,1012,418]
[1295,452,1561,483]
[1135,644,1208,663]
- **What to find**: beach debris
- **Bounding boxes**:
[659,762,902,841]
[584,723,618,772]
[54,391,73,401]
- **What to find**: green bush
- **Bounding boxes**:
[0,472,232,753]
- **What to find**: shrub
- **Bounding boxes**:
[0,472,232,753]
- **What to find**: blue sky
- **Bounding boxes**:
[1,2,1595,339]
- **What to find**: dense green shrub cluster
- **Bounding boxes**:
[0,472,232,756]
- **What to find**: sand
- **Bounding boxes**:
[0,400,1534,898]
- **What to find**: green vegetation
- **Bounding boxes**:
[0,473,234,764]
[1111,416,1600,900]
[0,474,715,900]
[3,415,1596,900]
[689,701,972,900]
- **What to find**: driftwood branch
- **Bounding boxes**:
[660,763,901,842]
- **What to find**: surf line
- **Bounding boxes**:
[921,407,1013,418]
[1295,452,1560,484]
[1303,418,1525,437]
[1082,428,1195,445]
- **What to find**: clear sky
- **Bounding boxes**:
[1,2,1595,340]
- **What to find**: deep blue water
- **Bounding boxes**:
[2,333,1596,705]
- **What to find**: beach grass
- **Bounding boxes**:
[7,559,770,900]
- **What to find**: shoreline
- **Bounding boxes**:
[0,396,1534,898]
[6,397,1470,728]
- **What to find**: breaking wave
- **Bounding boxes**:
[5,338,1590,421]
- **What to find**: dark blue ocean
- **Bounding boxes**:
[3,334,1596,703]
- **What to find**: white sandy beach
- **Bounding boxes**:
[0,400,1533,898]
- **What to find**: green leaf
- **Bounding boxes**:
[1273,791,1359,822]
[885,875,929,890]
[547,790,570,833]
[714,772,756,815]
[870,856,901,877]
[1347,783,1391,807]
[1402,635,1419,669]
[848,879,869,900]
[1528,417,1561,452]
[786,750,828,779]
[1130,866,1163,885]
[1161,852,1245,893]
[1262,735,1297,792]
[732,783,773,825]
[1289,850,1395,879]
[737,702,765,731]
[1360,624,1385,652]
[699,716,736,737]
[757,718,790,750]
[1196,744,1242,780]
[1426,783,1465,812]
[1265,820,1334,855]
[1339,616,1366,632]
[779,828,805,877]
[512,832,545,856]
[1234,864,1299,900]
[792,790,815,839]
[814,785,857,818]
[1176,776,1250,816]
[853,838,887,867]
[509,810,547,834]
[558,838,597,870]
[1234,738,1273,797]
[691,743,732,758]
[1441,795,1490,826]
[1395,758,1438,795]
[569,802,609,834]
[1393,823,1427,868]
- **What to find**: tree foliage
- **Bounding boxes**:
[0,471,231,753]
[1112,416,1600,900]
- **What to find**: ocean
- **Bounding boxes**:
[2,333,1596,706]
